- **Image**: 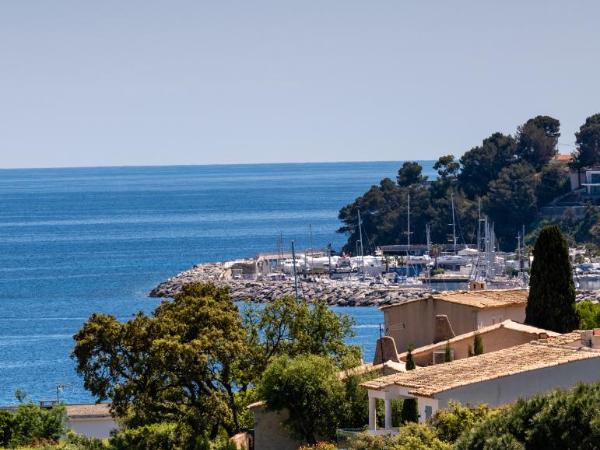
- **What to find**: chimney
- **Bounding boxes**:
[434,315,455,344]
[373,336,400,365]
[469,280,486,291]
[593,329,600,349]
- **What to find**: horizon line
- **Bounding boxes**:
[0,158,437,171]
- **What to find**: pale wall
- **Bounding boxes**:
[384,299,478,351]
[476,305,525,328]
[252,405,302,450]
[409,326,543,366]
[67,417,117,439]
[436,357,600,409]
[384,299,526,353]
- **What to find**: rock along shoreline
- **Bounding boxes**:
[149,261,432,307]
[150,261,600,307]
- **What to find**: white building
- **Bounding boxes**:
[362,331,600,433]
[65,403,117,439]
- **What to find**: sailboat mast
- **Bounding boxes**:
[358,210,365,277]
[406,193,411,278]
[451,192,457,253]
[477,198,481,253]
[291,240,299,301]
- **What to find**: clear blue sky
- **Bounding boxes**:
[1,1,599,168]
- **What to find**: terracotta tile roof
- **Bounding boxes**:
[65,403,112,418]
[434,289,528,309]
[362,334,600,397]
[381,289,528,311]
[397,320,558,360]
[553,154,573,162]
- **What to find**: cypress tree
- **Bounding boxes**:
[473,332,484,355]
[525,225,579,333]
[405,345,416,370]
[444,340,453,362]
[401,345,418,423]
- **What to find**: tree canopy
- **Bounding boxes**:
[573,113,600,168]
[72,282,361,441]
[259,354,345,444]
[337,114,598,252]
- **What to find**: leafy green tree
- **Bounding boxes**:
[73,284,361,440]
[242,296,361,375]
[473,333,483,356]
[576,300,600,329]
[516,115,560,170]
[259,354,345,444]
[536,164,570,207]
[573,113,600,168]
[0,404,65,448]
[459,133,517,199]
[397,161,428,187]
[483,162,538,248]
[525,226,579,333]
[72,283,248,438]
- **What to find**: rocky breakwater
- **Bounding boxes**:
[149,261,430,307]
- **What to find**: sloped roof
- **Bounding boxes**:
[381,289,528,311]
[397,320,558,360]
[553,154,573,162]
[65,403,111,419]
[362,333,599,397]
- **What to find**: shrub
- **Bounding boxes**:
[576,300,600,329]
[347,423,451,450]
[110,422,193,450]
[0,404,66,447]
[455,382,600,450]
[429,402,494,443]
[298,443,337,450]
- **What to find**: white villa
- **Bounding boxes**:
[361,330,600,433]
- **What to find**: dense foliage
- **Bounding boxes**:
[72,283,360,443]
[338,114,600,252]
[0,403,65,448]
[455,383,600,450]
[346,422,451,450]
[525,225,579,332]
[344,382,600,449]
[259,355,346,444]
[576,300,600,329]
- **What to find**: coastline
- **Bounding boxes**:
[149,261,430,307]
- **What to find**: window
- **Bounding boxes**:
[425,405,433,419]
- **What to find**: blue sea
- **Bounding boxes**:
[0,162,435,405]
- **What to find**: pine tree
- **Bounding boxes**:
[473,332,484,355]
[401,345,418,423]
[525,225,579,333]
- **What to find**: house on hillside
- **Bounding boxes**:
[361,331,600,432]
[381,289,528,352]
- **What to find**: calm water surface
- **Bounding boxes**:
[0,162,434,404]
